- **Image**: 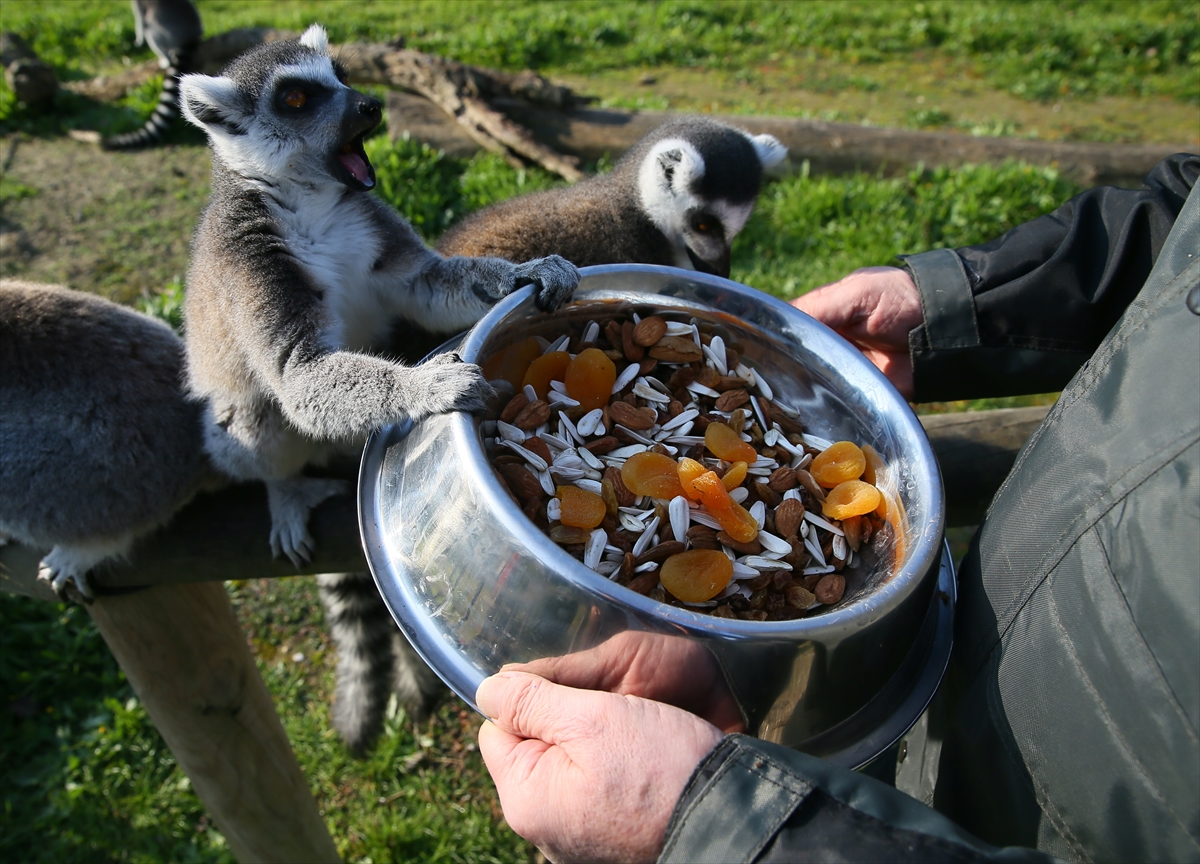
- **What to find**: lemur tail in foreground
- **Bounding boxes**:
[0,280,218,602]
[177,25,578,752]
[102,0,203,151]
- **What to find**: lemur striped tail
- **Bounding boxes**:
[101,62,185,151]
[318,571,445,754]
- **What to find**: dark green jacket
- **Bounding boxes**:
[659,156,1200,864]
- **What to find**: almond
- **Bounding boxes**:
[626,571,660,595]
[583,436,620,455]
[636,540,686,565]
[632,315,668,346]
[524,436,553,464]
[621,321,644,361]
[774,498,805,539]
[513,399,551,430]
[717,531,761,556]
[815,574,845,605]
[609,400,657,430]
[767,466,798,493]
[648,336,702,363]
[500,392,529,424]
[498,463,544,503]
[715,388,750,412]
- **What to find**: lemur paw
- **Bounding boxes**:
[267,478,350,568]
[37,552,95,604]
[403,353,495,421]
[514,255,580,312]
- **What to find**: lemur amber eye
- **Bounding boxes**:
[283,89,307,108]
[696,222,710,232]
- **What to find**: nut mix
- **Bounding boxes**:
[480,312,896,621]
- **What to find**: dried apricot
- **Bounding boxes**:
[482,337,542,389]
[691,470,733,512]
[810,441,866,488]
[660,549,733,603]
[721,461,749,490]
[705,422,758,463]
[821,480,882,520]
[522,351,571,401]
[556,485,608,529]
[861,444,885,486]
[676,457,708,501]
[565,347,617,411]
[621,451,686,500]
[710,500,759,543]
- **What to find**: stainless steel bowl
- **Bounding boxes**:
[360,264,953,768]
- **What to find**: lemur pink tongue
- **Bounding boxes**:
[339,151,371,184]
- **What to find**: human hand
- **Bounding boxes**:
[508,630,745,733]
[477,670,725,863]
[791,266,922,398]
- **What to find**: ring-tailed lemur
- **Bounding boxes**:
[177,26,578,750]
[103,0,203,151]
[437,116,788,277]
[320,117,789,752]
[0,280,217,601]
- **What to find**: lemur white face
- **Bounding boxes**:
[179,26,380,191]
[637,137,754,278]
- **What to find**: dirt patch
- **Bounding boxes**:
[0,135,210,304]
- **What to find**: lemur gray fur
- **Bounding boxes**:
[177,26,578,751]
[437,116,788,278]
[0,280,216,601]
[103,0,203,150]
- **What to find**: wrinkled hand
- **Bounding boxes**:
[791,266,922,398]
[512,630,745,733]
[477,670,724,864]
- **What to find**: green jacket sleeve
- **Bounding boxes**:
[658,735,1062,864]
[903,153,1198,403]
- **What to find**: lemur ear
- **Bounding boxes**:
[655,141,704,193]
[749,133,788,169]
[178,75,250,135]
[300,24,329,53]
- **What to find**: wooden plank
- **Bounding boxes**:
[920,405,1051,527]
[86,582,341,864]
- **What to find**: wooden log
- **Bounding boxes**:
[86,581,340,863]
[1,408,1049,595]
[491,101,1190,188]
[920,404,1051,527]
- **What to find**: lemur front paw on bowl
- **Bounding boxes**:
[360,264,953,768]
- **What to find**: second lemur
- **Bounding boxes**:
[437,116,787,277]
[103,0,203,150]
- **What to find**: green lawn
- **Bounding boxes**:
[1,1,1195,861]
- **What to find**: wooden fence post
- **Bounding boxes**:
[86,581,341,864]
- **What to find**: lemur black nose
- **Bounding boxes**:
[359,98,382,120]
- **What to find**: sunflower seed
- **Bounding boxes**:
[538,468,556,496]
[545,334,570,354]
[608,444,649,459]
[576,408,604,437]
[633,516,661,557]
[620,512,648,532]
[750,394,769,431]
[667,435,706,446]
[803,511,845,536]
[634,561,660,573]
[735,363,755,383]
[552,451,583,468]
[549,379,568,394]
[523,384,538,402]
[833,534,847,560]
[558,411,583,444]
[669,496,690,543]
[783,488,802,502]
[596,560,621,577]
[616,425,657,446]
[802,433,835,451]
[732,562,759,580]
[546,498,562,521]
[577,446,605,471]
[497,420,526,443]
[661,408,699,432]
[803,564,836,576]
[664,321,693,337]
[582,321,599,344]
[757,530,791,554]
[548,390,581,408]
[633,381,671,403]
[500,440,548,472]
[804,533,826,566]
[585,529,607,569]
[612,363,640,394]
[754,372,774,401]
[550,466,586,481]
[742,556,792,571]
[729,486,749,504]
[686,381,721,398]
[538,431,571,451]
[689,509,723,530]
[749,500,766,529]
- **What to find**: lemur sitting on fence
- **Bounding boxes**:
[175,25,579,750]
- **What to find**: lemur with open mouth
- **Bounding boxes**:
[177,26,578,750]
